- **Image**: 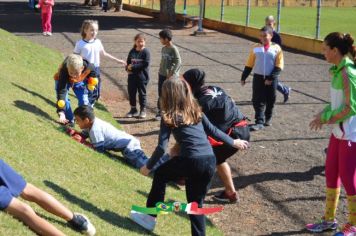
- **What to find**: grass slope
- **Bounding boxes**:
[0,29,222,236]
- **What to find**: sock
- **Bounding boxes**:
[324,187,340,221]
[347,195,356,225]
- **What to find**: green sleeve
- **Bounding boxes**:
[169,47,181,75]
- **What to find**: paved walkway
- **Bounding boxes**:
[0,1,342,235]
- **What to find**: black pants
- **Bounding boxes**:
[213,125,250,165]
[128,76,148,109]
[252,74,277,124]
[157,74,167,110]
[147,156,216,236]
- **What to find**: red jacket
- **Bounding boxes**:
[39,0,54,14]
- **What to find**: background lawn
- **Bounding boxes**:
[138,2,356,39]
[0,28,222,236]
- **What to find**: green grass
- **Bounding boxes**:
[139,3,356,39]
[0,29,223,236]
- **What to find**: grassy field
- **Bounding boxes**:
[0,29,222,236]
[139,3,356,39]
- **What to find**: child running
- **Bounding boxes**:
[306,32,356,236]
[125,33,150,119]
[155,29,181,120]
[132,77,249,235]
[0,159,95,236]
[74,19,126,102]
[183,68,250,203]
[241,26,284,131]
[71,105,166,170]
[55,54,98,125]
[36,0,54,36]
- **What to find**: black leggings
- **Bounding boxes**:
[147,156,216,236]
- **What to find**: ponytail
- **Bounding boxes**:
[324,32,356,64]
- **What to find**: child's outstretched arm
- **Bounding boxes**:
[101,49,127,66]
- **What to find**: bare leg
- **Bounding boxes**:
[5,197,65,236]
[20,183,73,221]
[216,162,236,194]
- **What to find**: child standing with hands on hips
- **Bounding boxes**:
[74,20,126,102]
[36,0,54,36]
[306,32,356,236]
[126,33,150,119]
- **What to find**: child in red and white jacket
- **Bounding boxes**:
[36,0,54,36]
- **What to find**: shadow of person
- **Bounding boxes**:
[233,166,325,190]
[14,100,56,122]
[43,180,157,235]
[12,83,56,107]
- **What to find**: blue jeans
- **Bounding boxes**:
[88,67,101,104]
[122,149,170,170]
[56,81,90,122]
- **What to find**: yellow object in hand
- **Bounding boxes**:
[57,100,65,108]
[88,84,96,91]
[88,77,98,86]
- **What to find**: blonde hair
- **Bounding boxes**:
[66,54,83,71]
[80,19,99,39]
[160,76,202,128]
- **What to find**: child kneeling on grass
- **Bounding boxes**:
[0,159,95,236]
[70,105,166,170]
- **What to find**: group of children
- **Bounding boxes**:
[3,6,356,235]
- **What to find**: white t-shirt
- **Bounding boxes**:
[73,39,104,67]
[86,118,141,152]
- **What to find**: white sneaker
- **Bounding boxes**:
[43,32,47,36]
[130,210,156,231]
[47,32,52,36]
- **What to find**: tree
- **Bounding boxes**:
[160,0,176,23]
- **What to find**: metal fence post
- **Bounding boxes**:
[152,0,154,9]
[316,0,321,39]
[276,0,281,32]
[197,0,204,32]
[220,0,225,21]
[183,0,187,15]
[246,0,250,26]
[140,0,142,7]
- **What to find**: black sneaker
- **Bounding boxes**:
[249,123,264,131]
[139,108,147,119]
[213,191,239,203]
[68,213,96,236]
[126,108,139,118]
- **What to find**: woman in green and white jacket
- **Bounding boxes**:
[307,32,356,236]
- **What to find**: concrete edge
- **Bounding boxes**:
[122,4,323,55]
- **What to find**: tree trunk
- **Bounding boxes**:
[160,0,176,23]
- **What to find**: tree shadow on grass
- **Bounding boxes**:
[14,100,56,123]
[44,180,157,235]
